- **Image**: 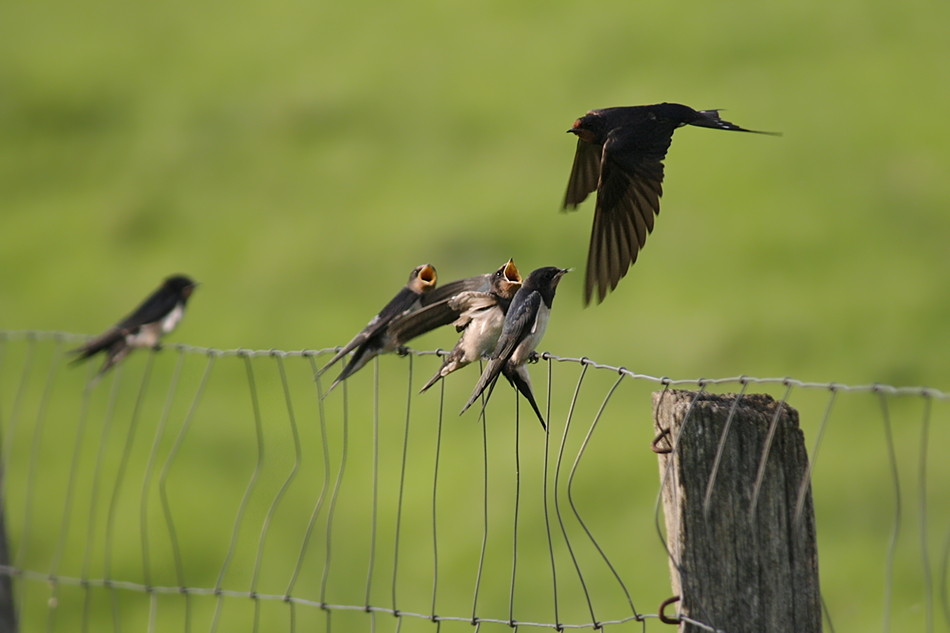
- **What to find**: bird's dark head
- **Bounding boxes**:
[409,263,438,294]
[491,258,522,299]
[524,267,571,305]
[566,113,601,143]
[164,274,198,298]
[548,267,571,289]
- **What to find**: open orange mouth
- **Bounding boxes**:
[503,258,522,284]
[418,264,437,285]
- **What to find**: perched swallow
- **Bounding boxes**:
[417,259,522,393]
[71,274,198,378]
[384,263,513,347]
[418,269,498,307]
[460,266,570,429]
[563,103,777,304]
[317,263,437,392]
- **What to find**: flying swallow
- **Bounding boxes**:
[460,266,570,429]
[71,274,198,378]
[416,259,522,393]
[563,103,777,304]
[317,263,437,392]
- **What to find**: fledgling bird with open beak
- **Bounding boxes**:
[71,274,198,379]
[563,102,777,305]
[317,263,438,393]
[416,258,522,393]
[460,266,570,430]
[385,259,522,345]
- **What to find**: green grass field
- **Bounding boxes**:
[2,0,949,630]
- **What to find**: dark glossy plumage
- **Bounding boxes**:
[564,102,776,304]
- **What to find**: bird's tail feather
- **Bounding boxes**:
[418,369,444,394]
[693,110,780,135]
[506,368,546,430]
[460,359,503,415]
[315,349,347,378]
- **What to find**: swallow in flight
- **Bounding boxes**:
[563,102,777,304]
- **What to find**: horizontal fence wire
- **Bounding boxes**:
[6,329,949,398]
[0,329,947,633]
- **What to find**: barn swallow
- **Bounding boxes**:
[460,266,570,429]
[317,263,437,392]
[418,269,497,307]
[563,103,777,304]
[384,262,512,346]
[417,259,522,393]
[71,274,198,379]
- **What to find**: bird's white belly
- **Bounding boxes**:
[459,308,505,362]
[126,323,163,349]
[161,303,185,333]
[511,307,549,365]
[125,303,184,349]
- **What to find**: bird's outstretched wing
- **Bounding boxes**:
[585,130,671,304]
[563,138,602,210]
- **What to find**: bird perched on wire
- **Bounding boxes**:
[317,263,438,393]
[409,258,522,393]
[563,102,777,305]
[71,274,198,380]
[385,259,521,349]
[460,266,570,429]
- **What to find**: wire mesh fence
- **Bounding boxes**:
[0,329,947,632]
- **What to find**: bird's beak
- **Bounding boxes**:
[419,264,437,286]
[504,258,522,284]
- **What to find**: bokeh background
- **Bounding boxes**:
[2,0,949,630]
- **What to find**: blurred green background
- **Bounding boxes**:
[3,0,949,387]
[2,0,949,630]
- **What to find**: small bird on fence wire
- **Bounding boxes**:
[317,263,439,393]
[461,266,570,430]
[406,258,522,393]
[70,274,198,380]
[563,102,778,305]
[386,258,522,350]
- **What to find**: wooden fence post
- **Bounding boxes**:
[652,390,821,633]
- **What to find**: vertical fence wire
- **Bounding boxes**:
[160,350,216,633]
[104,352,156,630]
[285,355,333,629]
[80,366,123,632]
